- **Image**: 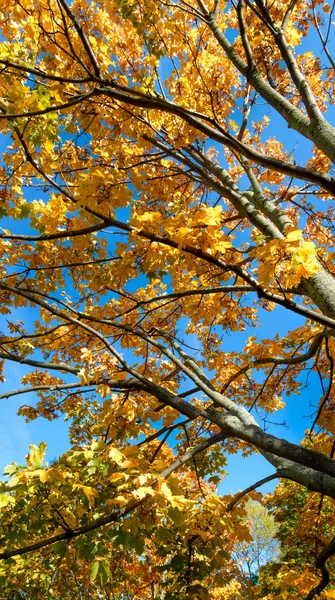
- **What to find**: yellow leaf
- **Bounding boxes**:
[286,229,302,243]
[78,368,91,386]
[0,493,15,508]
[133,211,162,225]
[212,240,232,253]
[109,447,124,465]
[133,486,155,499]
[193,206,222,227]
[44,139,54,154]
[287,26,302,46]
[73,484,98,507]
[27,442,48,469]
[109,472,127,483]
[146,55,159,67]
[229,119,238,131]
[38,469,48,483]
[97,384,110,398]
[160,481,173,502]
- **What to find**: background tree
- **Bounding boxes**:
[233,500,281,582]
[0,0,335,597]
[259,480,335,599]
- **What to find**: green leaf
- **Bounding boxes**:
[18,203,30,219]
[155,526,173,542]
[168,506,185,526]
[89,560,100,582]
[29,442,47,468]
[170,554,186,572]
[3,462,25,476]
[52,542,68,559]
[77,541,99,561]
[91,440,106,452]
[113,530,131,550]
[130,536,145,555]
[210,550,230,569]
[99,560,112,585]
[209,475,221,485]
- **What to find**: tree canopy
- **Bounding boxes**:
[0,0,335,597]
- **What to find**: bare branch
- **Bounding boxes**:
[0,91,95,120]
[0,382,82,401]
[0,221,108,241]
[0,58,96,83]
[56,0,101,77]
[227,473,279,511]
[310,337,334,435]
[281,0,299,32]
[98,86,335,192]
[137,419,191,447]
[222,331,327,392]
[312,3,335,70]
[0,351,79,375]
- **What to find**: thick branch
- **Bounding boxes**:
[0,58,95,84]
[305,534,335,599]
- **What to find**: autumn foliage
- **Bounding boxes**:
[0,0,335,597]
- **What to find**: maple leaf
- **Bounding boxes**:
[73,483,99,507]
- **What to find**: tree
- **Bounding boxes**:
[233,500,281,582]
[0,0,335,597]
[225,499,282,600]
[260,480,335,599]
